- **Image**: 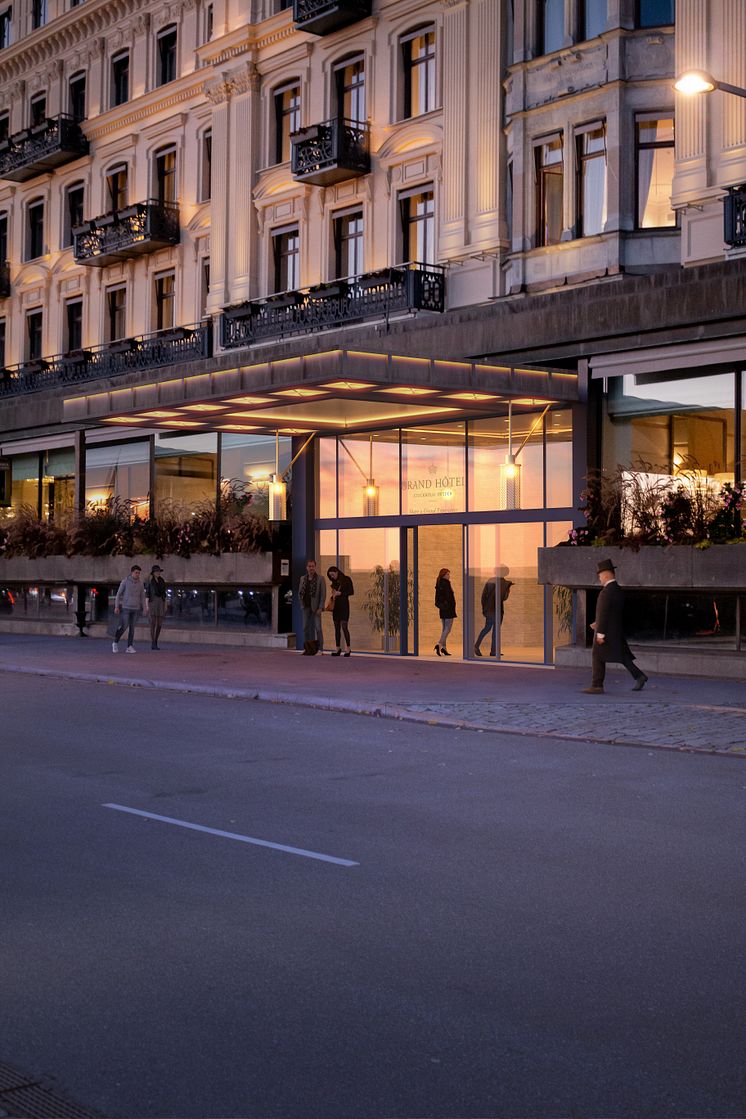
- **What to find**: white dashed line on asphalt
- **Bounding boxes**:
[102,803,359,866]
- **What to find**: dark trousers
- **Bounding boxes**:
[592,641,644,687]
[333,615,350,650]
[114,609,139,647]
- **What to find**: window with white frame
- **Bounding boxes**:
[199,130,212,202]
[154,271,175,331]
[25,198,44,260]
[25,308,43,360]
[106,164,127,210]
[272,225,300,292]
[31,0,45,31]
[62,182,85,248]
[539,0,564,54]
[154,147,177,205]
[576,123,606,237]
[399,186,435,264]
[579,0,606,40]
[333,209,364,278]
[64,297,83,352]
[636,114,675,229]
[334,55,365,125]
[401,26,436,118]
[156,25,177,87]
[535,134,563,246]
[111,51,129,108]
[105,284,126,341]
[273,82,300,164]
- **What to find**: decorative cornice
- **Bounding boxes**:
[84,82,204,139]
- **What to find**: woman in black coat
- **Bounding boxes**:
[434,567,456,656]
[327,565,354,656]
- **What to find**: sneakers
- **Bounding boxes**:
[125,645,136,654]
[112,642,119,653]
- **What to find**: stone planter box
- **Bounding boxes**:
[538,545,746,592]
[0,552,274,585]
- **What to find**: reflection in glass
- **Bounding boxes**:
[10,453,40,514]
[547,520,573,653]
[402,423,465,515]
[338,431,399,517]
[545,408,573,507]
[317,438,337,519]
[85,440,150,517]
[468,522,544,663]
[337,527,402,653]
[221,434,290,519]
[155,432,217,513]
[469,413,543,511]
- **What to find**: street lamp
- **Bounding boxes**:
[674,70,746,99]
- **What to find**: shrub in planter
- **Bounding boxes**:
[68,496,135,556]
[1,504,67,557]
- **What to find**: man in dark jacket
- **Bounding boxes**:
[583,558,648,694]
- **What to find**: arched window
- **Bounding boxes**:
[400,26,436,118]
[272,80,301,164]
[333,54,365,125]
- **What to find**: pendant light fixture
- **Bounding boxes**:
[268,431,287,521]
[499,402,521,510]
[363,433,379,516]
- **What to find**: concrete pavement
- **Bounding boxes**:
[1,633,744,757]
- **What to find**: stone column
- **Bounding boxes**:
[227,64,260,304]
[205,78,231,314]
[673,0,708,199]
[440,0,469,256]
[470,0,502,247]
[722,0,746,172]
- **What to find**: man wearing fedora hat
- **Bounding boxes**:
[583,558,649,694]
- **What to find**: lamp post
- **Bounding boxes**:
[674,70,746,99]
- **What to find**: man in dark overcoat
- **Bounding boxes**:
[583,558,649,694]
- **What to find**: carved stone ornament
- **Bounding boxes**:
[204,79,233,105]
[229,63,261,96]
[133,12,151,36]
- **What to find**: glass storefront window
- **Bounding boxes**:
[42,448,75,522]
[402,422,465,515]
[317,439,337,519]
[86,440,150,517]
[155,432,217,514]
[10,452,40,513]
[468,412,544,511]
[336,527,403,653]
[221,434,290,519]
[607,373,735,484]
[338,431,400,518]
[216,588,271,630]
[545,408,573,507]
[546,520,573,654]
[467,522,544,662]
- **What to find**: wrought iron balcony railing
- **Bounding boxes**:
[220,263,445,350]
[0,321,212,399]
[0,260,10,298]
[724,185,746,247]
[293,0,372,36]
[73,200,180,266]
[0,115,89,182]
[291,118,370,186]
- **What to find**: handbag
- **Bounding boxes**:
[323,598,334,612]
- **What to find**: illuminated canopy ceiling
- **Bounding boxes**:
[64,349,581,435]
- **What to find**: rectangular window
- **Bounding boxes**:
[577,124,606,237]
[0,211,7,261]
[155,148,176,205]
[63,183,84,248]
[272,225,299,292]
[0,318,5,367]
[31,0,45,29]
[0,111,8,141]
[402,27,436,118]
[64,298,83,352]
[157,26,177,86]
[0,8,11,49]
[107,165,127,211]
[203,3,213,43]
[636,115,675,228]
[111,51,129,107]
[68,72,86,120]
[30,93,46,127]
[26,199,44,259]
[334,210,364,278]
[637,0,674,27]
[400,187,435,264]
[579,0,606,40]
[274,83,300,164]
[26,309,42,360]
[154,272,175,331]
[540,0,564,54]
[200,257,210,318]
[334,56,365,125]
[535,135,563,246]
[105,285,126,342]
[200,131,212,201]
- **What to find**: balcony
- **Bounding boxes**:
[293,0,372,36]
[0,322,212,399]
[220,262,445,349]
[291,119,370,186]
[0,115,89,183]
[724,185,746,247]
[0,260,9,298]
[73,200,180,266]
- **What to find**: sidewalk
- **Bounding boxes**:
[1,633,745,757]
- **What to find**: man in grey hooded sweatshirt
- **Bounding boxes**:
[113,564,148,653]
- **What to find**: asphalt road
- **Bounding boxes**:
[1,675,744,1119]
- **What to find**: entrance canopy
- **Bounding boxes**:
[64,348,581,434]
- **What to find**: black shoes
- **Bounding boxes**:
[434,644,441,656]
[441,647,451,656]
[632,673,649,691]
[474,644,482,657]
[331,649,342,656]
[343,651,351,657]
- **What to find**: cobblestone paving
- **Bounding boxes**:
[396,701,746,755]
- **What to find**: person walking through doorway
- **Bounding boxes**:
[145,564,167,650]
[326,565,354,656]
[583,558,649,693]
[298,558,326,655]
[434,567,457,656]
[112,564,148,653]
[474,566,514,657]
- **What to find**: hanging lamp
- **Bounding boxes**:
[498,402,521,510]
[268,431,287,521]
[363,433,380,516]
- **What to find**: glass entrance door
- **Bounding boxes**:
[467,523,545,663]
[417,523,464,659]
